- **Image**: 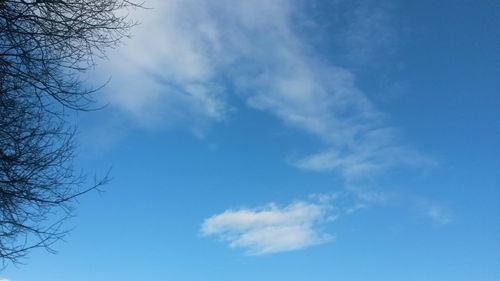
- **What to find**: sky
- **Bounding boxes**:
[3,0,500,280]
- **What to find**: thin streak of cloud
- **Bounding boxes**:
[341,0,397,63]
[416,200,454,225]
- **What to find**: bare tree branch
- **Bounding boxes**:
[0,0,141,265]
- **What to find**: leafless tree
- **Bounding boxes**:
[0,0,141,265]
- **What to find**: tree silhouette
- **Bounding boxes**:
[0,0,141,265]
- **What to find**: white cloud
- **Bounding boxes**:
[201,200,334,255]
[97,0,430,175]
[295,141,434,178]
[0,278,10,281]
[417,201,454,225]
[97,0,228,131]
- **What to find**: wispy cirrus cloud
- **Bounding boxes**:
[201,198,335,255]
[99,0,430,176]
[416,200,454,225]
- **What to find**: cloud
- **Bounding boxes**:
[0,278,10,281]
[417,200,454,225]
[97,0,430,176]
[340,0,397,63]
[201,199,334,255]
[295,141,434,178]
[97,0,228,132]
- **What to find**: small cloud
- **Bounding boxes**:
[201,199,334,255]
[0,278,10,281]
[417,200,454,225]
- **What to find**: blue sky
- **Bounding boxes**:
[3,0,499,280]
